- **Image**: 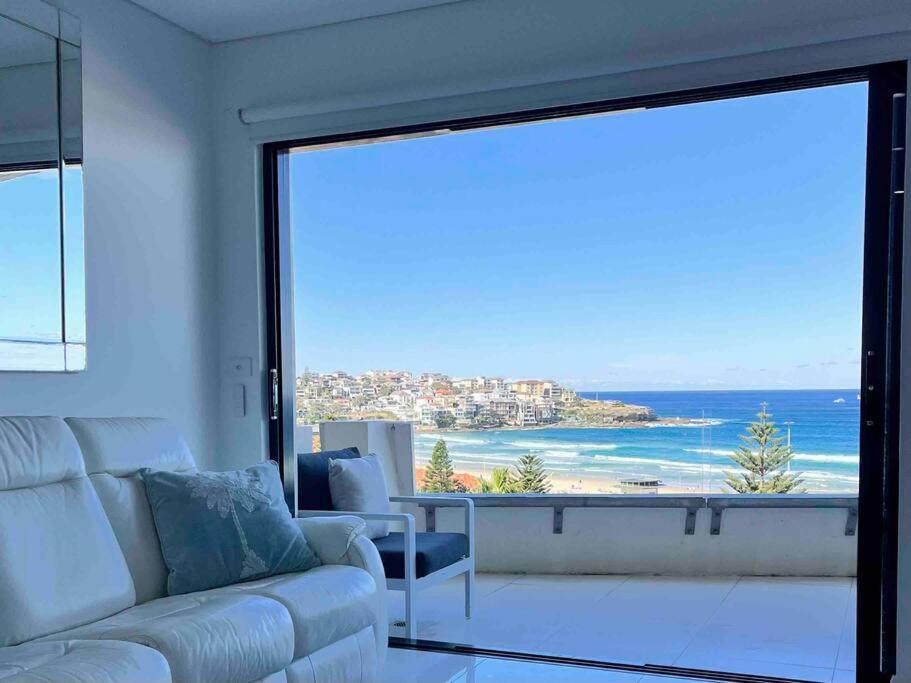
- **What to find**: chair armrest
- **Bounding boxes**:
[390,495,474,510]
[390,497,475,558]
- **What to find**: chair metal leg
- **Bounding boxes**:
[464,569,474,619]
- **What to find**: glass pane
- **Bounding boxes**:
[289,82,867,496]
[61,41,85,348]
[0,16,61,349]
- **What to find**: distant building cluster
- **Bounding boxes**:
[295,370,577,428]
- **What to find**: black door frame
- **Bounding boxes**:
[262,61,906,683]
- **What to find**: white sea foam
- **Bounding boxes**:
[417,433,489,446]
[507,440,618,451]
[645,420,724,428]
[793,453,859,464]
[683,448,736,457]
[683,448,859,465]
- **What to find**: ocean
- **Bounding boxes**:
[413,389,860,493]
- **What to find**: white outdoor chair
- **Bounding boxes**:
[296,445,475,640]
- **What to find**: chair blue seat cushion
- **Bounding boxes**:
[371,532,468,579]
[297,447,361,511]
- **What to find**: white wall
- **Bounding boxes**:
[209,0,911,468]
[209,0,911,676]
[0,0,218,468]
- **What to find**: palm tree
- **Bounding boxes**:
[477,467,516,493]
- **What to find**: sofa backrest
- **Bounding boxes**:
[65,417,196,603]
[0,417,136,646]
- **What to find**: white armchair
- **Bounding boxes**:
[299,496,474,640]
[296,443,475,640]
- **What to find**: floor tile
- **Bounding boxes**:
[384,573,853,682]
[509,573,630,587]
[834,580,856,671]
[389,575,629,650]
[538,576,738,665]
[381,648,482,683]
[678,577,852,669]
[468,658,641,682]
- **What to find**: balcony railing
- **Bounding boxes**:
[417,494,858,536]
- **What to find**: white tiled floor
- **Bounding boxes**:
[383,573,857,683]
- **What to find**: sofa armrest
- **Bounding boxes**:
[293,515,368,565]
[292,515,389,665]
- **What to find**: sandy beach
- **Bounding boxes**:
[436,461,724,495]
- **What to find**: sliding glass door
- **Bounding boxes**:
[263,62,906,683]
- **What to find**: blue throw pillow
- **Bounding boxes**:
[140,461,320,595]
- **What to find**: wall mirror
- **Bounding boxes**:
[0,2,84,371]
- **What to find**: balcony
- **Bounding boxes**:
[313,421,858,683]
[384,573,856,682]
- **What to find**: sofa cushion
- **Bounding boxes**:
[0,640,171,683]
[66,418,197,604]
[40,593,294,683]
[66,418,196,477]
[0,417,136,647]
[297,447,360,512]
[372,532,468,579]
[284,627,377,683]
[141,462,321,595]
[0,416,84,489]
[89,473,169,603]
[215,565,378,659]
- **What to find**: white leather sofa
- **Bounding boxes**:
[0,416,387,683]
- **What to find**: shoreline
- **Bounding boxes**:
[418,460,724,494]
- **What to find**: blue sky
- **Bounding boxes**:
[291,82,868,391]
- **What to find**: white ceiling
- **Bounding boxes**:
[128,0,466,42]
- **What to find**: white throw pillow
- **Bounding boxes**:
[327,454,391,539]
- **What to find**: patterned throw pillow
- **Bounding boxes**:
[141,461,320,595]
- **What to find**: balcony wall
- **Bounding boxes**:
[433,501,856,577]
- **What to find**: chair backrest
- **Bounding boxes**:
[319,420,416,499]
[316,420,427,526]
[65,417,196,603]
[0,417,135,645]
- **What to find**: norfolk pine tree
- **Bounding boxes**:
[725,405,803,494]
